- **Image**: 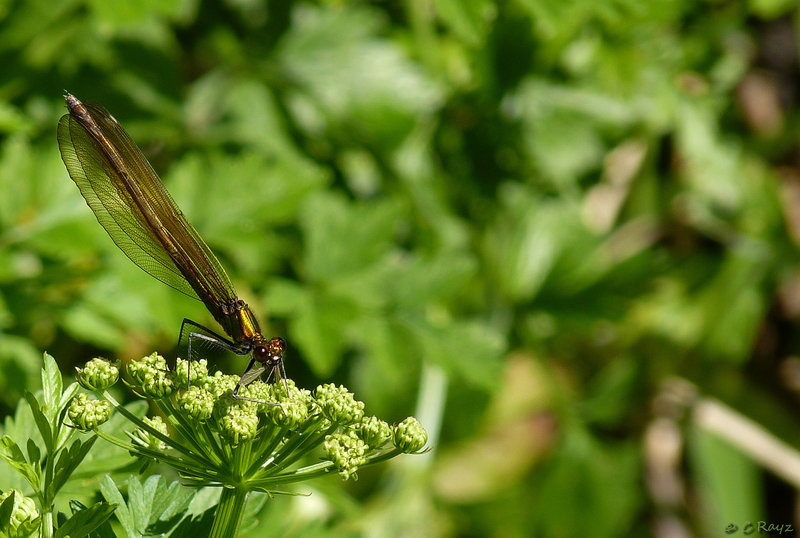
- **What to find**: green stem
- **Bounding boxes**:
[265,423,337,475]
[93,429,223,480]
[167,409,221,465]
[257,447,403,487]
[40,510,53,538]
[232,441,251,480]
[364,447,403,466]
[101,391,199,459]
[209,487,248,538]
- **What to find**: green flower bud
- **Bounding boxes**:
[173,358,209,389]
[131,415,169,451]
[393,417,428,453]
[238,380,272,406]
[214,399,259,445]
[68,393,112,431]
[0,489,40,537]
[356,416,392,449]
[261,382,309,429]
[127,353,175,399]
[202,372,240,399]
[177,386,215,421]
[323,430,367,480]
[75,358,119,391]
[314,384,365,425]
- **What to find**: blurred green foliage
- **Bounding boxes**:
[2,0,800,535]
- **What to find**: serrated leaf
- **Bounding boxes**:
[0,436,27,466]
[167,505,215,538]
[144,478,196,534]
[0,436,38,486]
[99,475,133,537]
[41,353,63,422]
[51,436,97,494]
[127,474,151,534]
[68,500,116,538]
[53,500,117,538]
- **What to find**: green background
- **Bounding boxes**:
[2,0,800,535]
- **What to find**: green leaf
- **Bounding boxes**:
[61,305,127,351]
[301,193,403,281]
[101,475,199,537]
[433,0,495,46]
[25,439,40,467]
[51,437,98,495]
[484,187,580,301]
[53,500,117,538]
[288,293,354,376]
[99,476,132,537]
[277,5,443,147]
[402,314,504,391]
[0,490,15,528]
[23,392,52,453]
[0,436,38,488]
[534,423,641,537]
[144,478,196,534]
[41,352,63,423]
[127,474,153,534]
[0,335,41,409]
[87,0,185,26]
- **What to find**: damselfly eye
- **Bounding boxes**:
[253,345,269,361]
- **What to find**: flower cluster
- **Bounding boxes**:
[0,489,40,537]
[75,357,119,391]
[69,354,428,489]
[126,353,175,398]
[67,393,112,431]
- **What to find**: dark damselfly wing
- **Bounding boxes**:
[57,100,239,326]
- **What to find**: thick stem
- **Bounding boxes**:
[40,510,54,538]
[209,486,248,538]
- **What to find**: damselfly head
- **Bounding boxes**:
[254,336,286,365]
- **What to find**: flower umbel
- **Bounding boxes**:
[214,397,259,445]
[177,386,215,421]
[67,393,112,431]
[174,358,209,389]
[75,357,119,391]
[0,489,40,537]
[130,415,169,451]
[323,430,368,479]
[393,417,428,453]
[79,353,427,537]
[314,383,365,425]
[126,353,175,399]
[356,416,392,449]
